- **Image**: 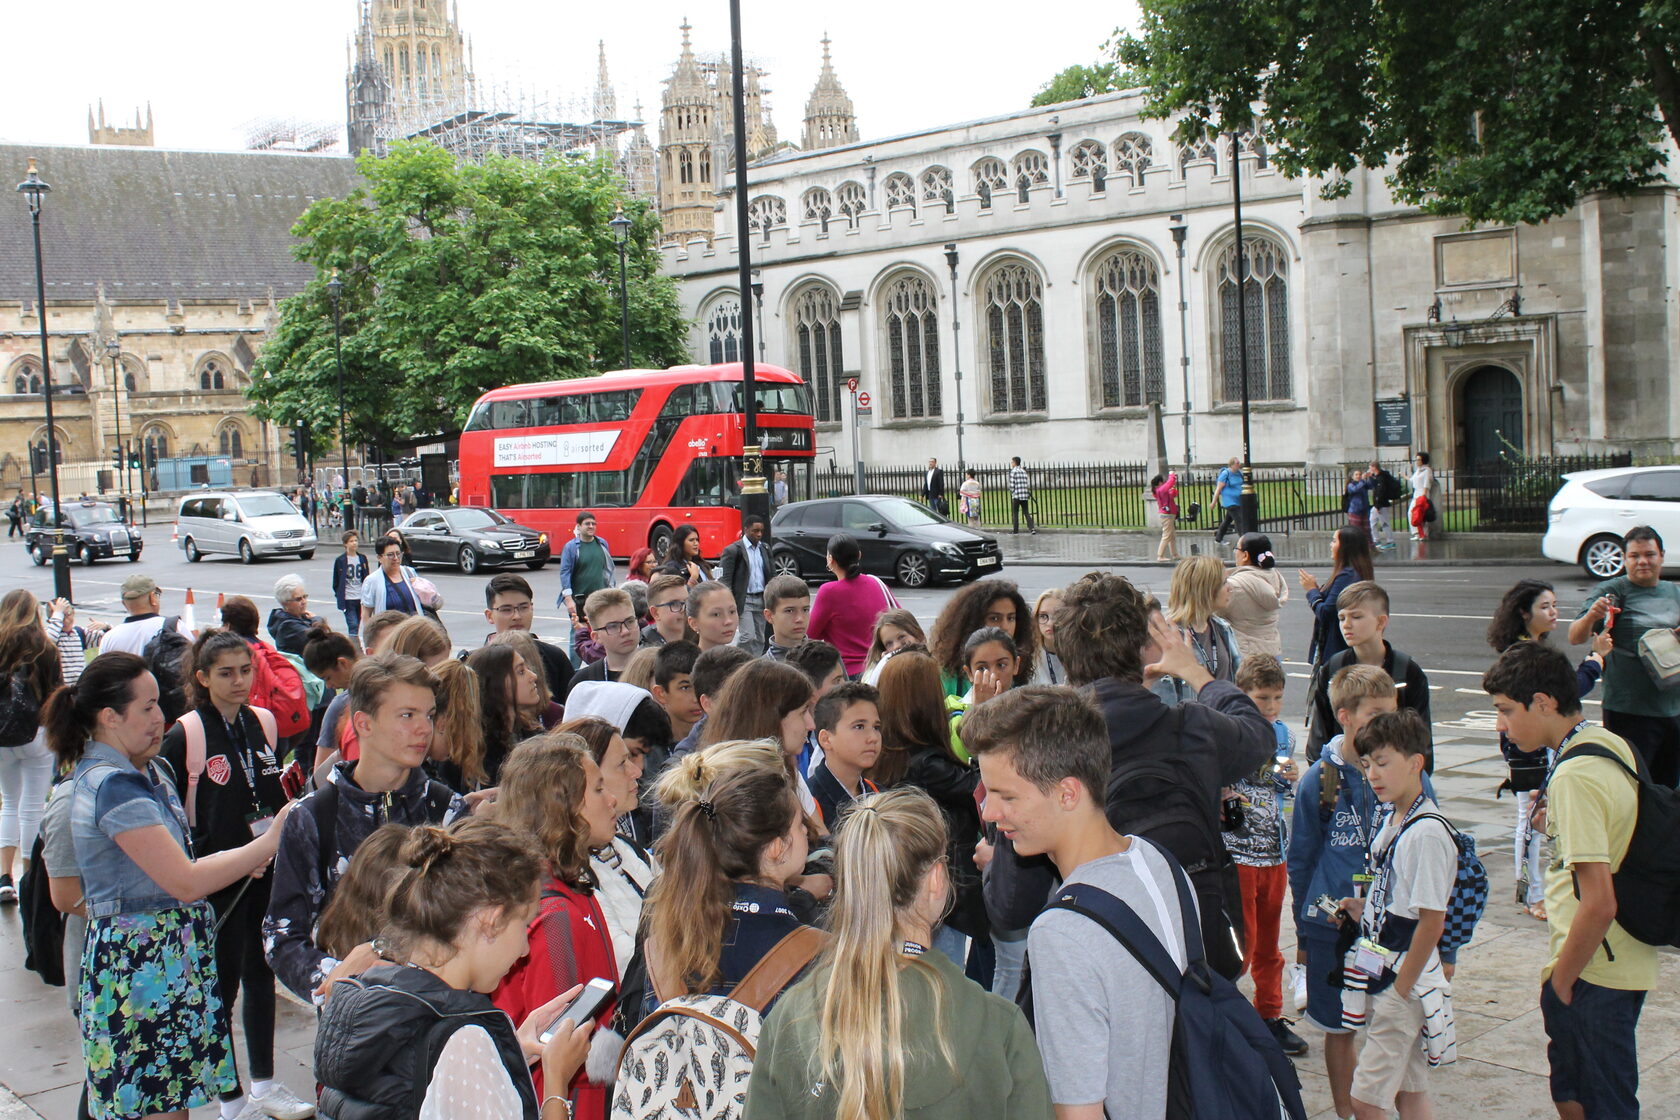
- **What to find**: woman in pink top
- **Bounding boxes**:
[807,533,899,677]
[1152,471,1180,562]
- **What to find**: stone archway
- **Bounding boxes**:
[1457,364,1524,469]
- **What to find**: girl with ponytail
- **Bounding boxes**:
[808,533,899,677]
[744,788,1052,1119]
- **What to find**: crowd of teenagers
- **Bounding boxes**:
[0,514,1673,1120]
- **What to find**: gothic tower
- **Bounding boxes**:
[593,41,619,160]
[347,0,475,145]
[624,102,658,200]
[88,101,154,147]
[802,35,858,151]
[659,20,718,245]
[345,0,390,155]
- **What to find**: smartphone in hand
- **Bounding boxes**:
[537,977,615,1045]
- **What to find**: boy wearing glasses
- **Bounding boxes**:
[639,572,693,647]
[482,573,573,700]
[568,587,642,694]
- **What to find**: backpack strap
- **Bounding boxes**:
[424,780,456,823]
[251,707,278,753]
[1047,881,1186,1003]
[1560,742,1647,786]
[313,779,341,894]
[180,711,206,829]
[1390,649,1413,694]
[729,926,830,1012]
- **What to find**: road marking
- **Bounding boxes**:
[1283,660,1489,678]
[1390,612,1492,621]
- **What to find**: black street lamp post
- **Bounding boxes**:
[1168,215,1192,474]
[728,0,770,531]
[106,337,127,519]
[18,158,71,600]
[1229,133,1259,534]
[327,269,351,498]
[609,205,632,369]
[944,243,966,474]
[751,270,766,365]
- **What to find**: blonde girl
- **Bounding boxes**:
[1153,555,1243,705]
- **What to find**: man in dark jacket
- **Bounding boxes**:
[717,514,770,655]
[922,457,947,516]
[979,571,1273,979]
[267,573,319,655]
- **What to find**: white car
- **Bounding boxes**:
[1542,466,1680,578]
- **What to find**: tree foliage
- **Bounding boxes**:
[1114,0,1679,225]
[249,142,690,455]
[1031,63,1127,107]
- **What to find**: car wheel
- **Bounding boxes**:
[649,523,674,562]
[128,551,141,562]
[81,544,97,566]
[239,538,256,565]
[298,550,315,560]
[29,543,45,567]
[895,551,931,588]
[184,537,201,562]
[771,550,801,580]
[458,545,480,575]
[1581,535,1626,579]
[526,559,547,571]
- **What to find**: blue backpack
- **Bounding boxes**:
[1384,813,1488,953]
[1046,841,1308,1120]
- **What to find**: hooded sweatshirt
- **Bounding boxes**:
[1287,733,1437,945]
[744,949,1053,1120]
[1223,564,1290,659]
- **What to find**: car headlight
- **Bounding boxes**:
[1548,507,1568,523]
[250,529,272,539]
[935,542,964,557]
[539,532,549,546]
[479,538,502,549]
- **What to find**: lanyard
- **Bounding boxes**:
[1186,624,1221,679]
[1544,720,1592,790]
[1366,793,1429,939]
[221,711,260,797]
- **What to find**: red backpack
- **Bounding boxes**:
[246,639,310,737]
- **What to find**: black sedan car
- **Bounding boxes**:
[397,507,551,574]
[26,501,143,566]
[770,494,1003,588]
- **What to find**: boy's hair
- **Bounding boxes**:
[361,609,410,651]
[786,638,844,686]
[1235,652,1286,693]
[1482,641,1584,717]
[646,572,688,606]
[1328,663,1396,715]
[1055,571,1151,687]
[690,643,754,701]
[653,640,700,689]
[341,530,359,545]
[961,684,1109,799]
[483,572,533,608]
[584,587,634,624]
[1353,708,1431,759]
[1336,579,1390,615]
[763,573,810,614]
[349,651,436,718]
[575,510,596,526]
[814,681,880,734]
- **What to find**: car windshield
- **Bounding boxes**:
[446,508,509,529]
[876,498,944,528]
[237,494,298,518]
[72,505,121,525]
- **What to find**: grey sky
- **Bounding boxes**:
[4,1,1139,153]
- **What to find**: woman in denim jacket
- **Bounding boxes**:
[46,653,291,1120]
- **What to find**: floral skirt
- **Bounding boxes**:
[80,902,235,1120]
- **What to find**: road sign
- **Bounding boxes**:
[847,377,859,393]
[857,390,872,410]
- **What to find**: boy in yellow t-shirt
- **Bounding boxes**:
[1485,642,1656,1119]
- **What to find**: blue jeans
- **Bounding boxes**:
[991,929,1028,1002]
[342,607,361,637]
[1542,977,1645,1118]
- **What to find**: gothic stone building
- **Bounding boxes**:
[659,89,1680,470]
[0,143,361,497]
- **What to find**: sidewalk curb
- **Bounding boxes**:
[1003,556,1538,569]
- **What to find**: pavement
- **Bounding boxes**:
[995,527,1546,568]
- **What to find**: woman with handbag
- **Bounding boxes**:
[1408,452,1436,541]
[360,537,424,627]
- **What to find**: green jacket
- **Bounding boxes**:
[744,948,1053,1120]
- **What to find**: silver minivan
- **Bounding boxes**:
[175,490,318,564]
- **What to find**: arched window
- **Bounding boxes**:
[1092,247,1165,409]
[1012,151,1049,202]
[981,263,1047,415]
[200,360,228,391]
[218,424,244,459]
[12,363,42,396]
[920,166,954,214]
[882,172,916,214]
[399,44,410,92]
[124,371,137,392]
[383,48,394,76]
[699,150,711,182]
[705,296,743,365]
[1114,132,1153,184]
[881,274,941,420]
[791,286,844,425]
[1178,134,1218,177]
[803,188,833,232]
[747,196,787,242]
[679,150,694,184]
[1215,237,1291,402]
[416,40,428,98]
[141,426,170,465]
[1237,127,1269,170]
[835,182,867,228]
[1070,140,1107,192]
[971,158,1006,209]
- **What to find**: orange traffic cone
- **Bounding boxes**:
[213,592,224,629]
[182,587,198,636]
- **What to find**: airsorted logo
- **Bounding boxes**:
[493,430,619,468]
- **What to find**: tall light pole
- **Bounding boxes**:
[944,243,966,473]
[18,158,71,600]
[750,269,766,364]
[1229,133,1258,534]
[609,205,632,369]
[728,0,769,531]
[1168,215,1192,473]
[327,269,350,497]
[106,337,126,518]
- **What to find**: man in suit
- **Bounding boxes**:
[718,514,770,655]
[922,457,948,516]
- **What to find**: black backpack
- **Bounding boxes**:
[19,828,65,986]
[0,667,41,747]
[1106,706,1247,979]
[141,617,192,725]
[1559,741,1680,947]
[1375,469,1402,507]
[1046,842,1308,1120]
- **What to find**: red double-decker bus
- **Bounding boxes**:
[457,363,816,559]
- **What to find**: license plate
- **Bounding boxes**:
[513,550,535,559]
[277,541,300,550]
[978,555,999,566]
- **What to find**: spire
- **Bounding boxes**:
[593,40,618,122]
[803,32,858,151]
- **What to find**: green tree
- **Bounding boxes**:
[1031,63,1126,107]
[1114,0,1680,225]
[249,141,690,455]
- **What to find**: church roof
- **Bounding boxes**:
[0,143,361,304]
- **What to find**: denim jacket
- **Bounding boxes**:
[71,740,191,919]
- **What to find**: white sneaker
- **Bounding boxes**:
[247,1082,316,1120]
[1290,963,1308,1013]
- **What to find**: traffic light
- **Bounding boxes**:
[145,443,157,469]
[113,447,124,473]
[128,444,141,470]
